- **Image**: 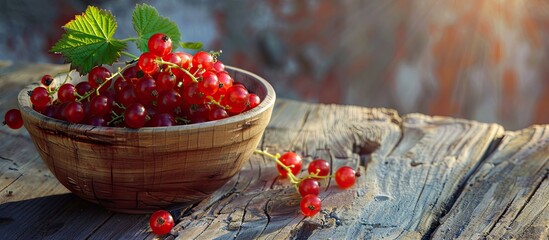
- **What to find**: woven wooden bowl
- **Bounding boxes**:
[17,66,275,213]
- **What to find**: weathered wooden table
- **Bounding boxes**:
[1,62,547,239]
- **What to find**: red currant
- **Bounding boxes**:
[335,166,357,189]
[123,65,141,79]
[148,33,172,57]
[300,194,321,217]
[198,71,219,96]
[124,103,148,129]
[157,89,182,114]
[213,61,225,72]
[135,76,158,103]
[138,52,159,74]
[4,109,23,129]
[75,82,94,98]
[277,152,302,177]
[149,210,174,235]
[30,86,51,108]
[148,113,176,127]
[86,116,108,127]
[192,51,214,70]
[174,52,192,69]
[156,71,176,91]
[298,179,320,197]
[41,74,54,87]
[117,85,138,107]
[63,102,85,123]
[247,93,261,110]
[89,95,112,117]
[88,66,111,89]
[57,83,76,103]
[208,106,229,121]
[222,86,249,115]
[308,159,330,178]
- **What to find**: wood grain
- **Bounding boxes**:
[433,125,549,239]
[1,62,548,239]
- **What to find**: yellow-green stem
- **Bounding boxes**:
[253,149,300,184]
[154,59,198,83]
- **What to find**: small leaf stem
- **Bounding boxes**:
[121,37,139,42]
[121,51,139,59]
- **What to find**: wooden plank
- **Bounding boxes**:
[433,125,549,239]
[172,100,403,239]
[306,114,504,239]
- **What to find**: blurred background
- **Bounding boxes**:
[1,0,549,130]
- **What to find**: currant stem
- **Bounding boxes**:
[253,149,300,184]
[154,59,198,83]
[206,96,227,110]
[76,63,133,102]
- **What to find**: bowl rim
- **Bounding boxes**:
[17,65,276,133]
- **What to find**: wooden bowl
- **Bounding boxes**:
[17,66,275,213]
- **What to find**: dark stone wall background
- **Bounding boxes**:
[2,0,549,130]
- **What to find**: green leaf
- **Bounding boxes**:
[180,41,203,50]
[132,4,181,52]
[50,6,126,75]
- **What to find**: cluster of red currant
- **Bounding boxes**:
[3,33,261,129]
[254,149,359,217]
[145,150,359,236]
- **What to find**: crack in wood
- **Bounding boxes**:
[425,135,505,239]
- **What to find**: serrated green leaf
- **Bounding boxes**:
[132,4,181,52]
[50,6,126,75]
[180,41,203,50]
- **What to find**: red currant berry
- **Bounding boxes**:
[277,152,302,177]
[192,51,214,70]
[75,82,94,98]
[86,116,108,127]
[117,85,138,107]
[308,159,330,178]
[88,66,111,89]
[222,86,249,115]
[247,93,261,110]
[147,113,176,127]
[124,103,148,129]
[113,77,131,94]
[198,71,219,96]
[174,52,193,69]
[212,61,225,72]
[182,82,204,105]
[185,103,209,123]
[335,166,357,189]
[41,74,54,87]
[148,33,173,57]
[149,210,174,235]
[123,65,141,79]
[57,83,76,103]
[135,76,158,103]
[89,95,112,117]
[298,179,320,197]
[216,71,233,96]
[138,52,159,74]
[63,102,85,123]
[208,106,229,121]
[156,71,177,92]
[30,86,51,108]
[4,109,23,129]
[300,194,322,217]
[157,89,182,114]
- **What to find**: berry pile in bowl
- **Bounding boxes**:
[9,4,276,213]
